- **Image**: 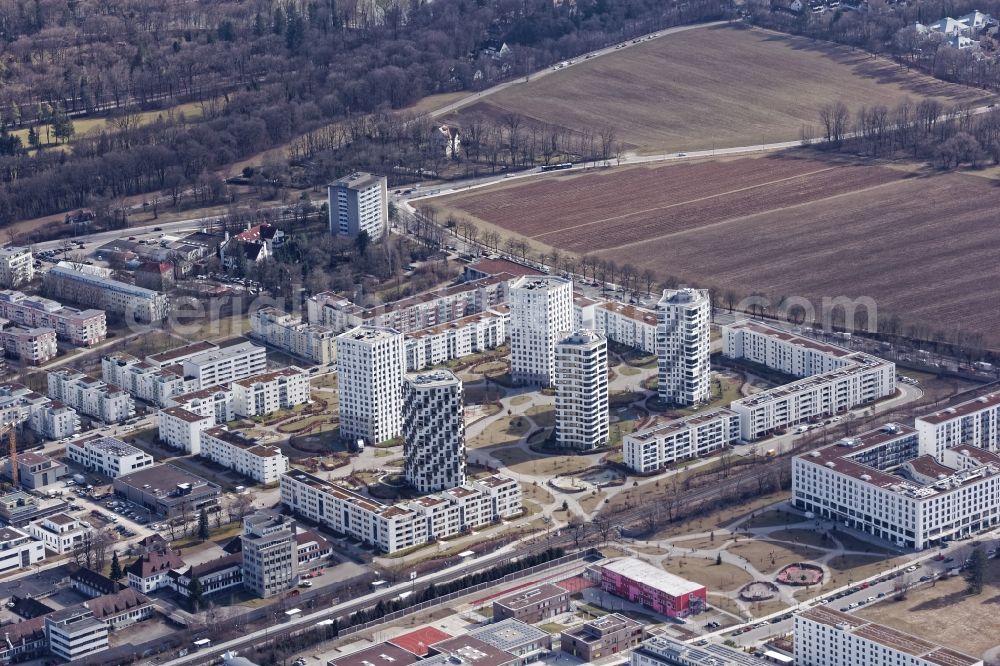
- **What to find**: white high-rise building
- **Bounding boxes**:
[336,326,404,445]
[0,247,34,288]
[554,330,609,450]
[327,172,388,241]
[656,288,711,406]
[402,370,465,493]
[510,276,572,386]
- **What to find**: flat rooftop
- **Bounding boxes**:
[330,171,384,190]
[406,306,508,340]
[232,367,306,388]
[116,464,218,498]
[326,643,418,666]
[338,325,401,343]
[600,557,704,597]
[405,369,460,388]
[597,301,657,326]
[147,341,218,365]
[918,391,1000,425]
[727,319,853,358]
[493,582,567,611]
[426,635,516,666]
[628,407,737,442]
[160,406,211,423]
[467,257,544,279]
[731,353,891,409]
[798,607,980,666]
[184,340,263,366]
[469,619,549,652]
[511,275,570,291]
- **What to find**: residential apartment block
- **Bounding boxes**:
[27,513,94,554]
[0,325,57,364]
[45,264,168,323]
[915,392,1000,456]
[404,306,509,371]
[492,583,570,624]
[0,247,34,287]
[624,408,741,474]
[158,406,214,454]
[337,326,405,445]
[307,275,511,335]
[101,352,190,407]
[0,290,106,347]
[201,427,289,485]
[166,385,234,424]
[723,320,855,376]
[0,383,80,440]
[510,276,573,386]
[554,330,609,450]
[241,512,299,598]
[66,435,154,478]
[179,341,267,389]
[280,470,521,553]
[403,370,466,493]
[231,367,310,418]
[0,526,45,573]
[328,172,388,240]
[595,302,658,355]
[657,288,711,406]
[47,369,134,424]
[250,307,338,365]
[792,423,1000,548]
[795,606,982,666]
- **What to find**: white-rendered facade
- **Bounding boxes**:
[166,386,234,425]
[47,370,134,424]
[158,406,214,454]
[625,408,741,473]
[201,427,289,485]
[595,302,658,355]
[231,367,310,418]
[280,470,521,554]
[250,307,338,365]
[404,306,509,371]
[794,607,982,666]
[0,247,33,288]
[915,392,1000,456]
[656,289,711,406]
[45,607,109,662]
[792,423,1000,549]
[0,384,80,440]
[722,320,855,377]
[27,513,94,554]
[101,352,191,408]
[66,435,154,478]
[180,341,267,389]
[510,276,572,387]
[403,370,466,493]
[327,172,388,240]
[554,330,609,450]
[0,526,44,573]
[0,326,57,364]
[336,326,404,445]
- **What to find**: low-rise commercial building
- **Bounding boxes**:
[250,307,338,365]
[0,325,57,364]
[624,409,741,474]
[560,613,645,662]
[114,464,221,518]
[27,513,94,554]
[0,490,67,527]
[231,367,310,418]
[0,525,45,573]
[594,558,707,618]
[66,435,155,478]
[795,606,983,666]
[45,264,168,323]
[47,369,135,424]
[792,422,1000,549]
[0,290,106,347]
[201,427,288,485]
[3,451,66,489]
[281,470,521,554]
[492,583,570,623]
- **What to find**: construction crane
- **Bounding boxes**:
[0,423,16,487]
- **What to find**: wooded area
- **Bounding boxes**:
[0,0,729,226]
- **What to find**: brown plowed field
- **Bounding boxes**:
[427,156,1000,343]
[444,25,995,154]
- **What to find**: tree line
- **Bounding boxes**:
[0,0,732,227]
